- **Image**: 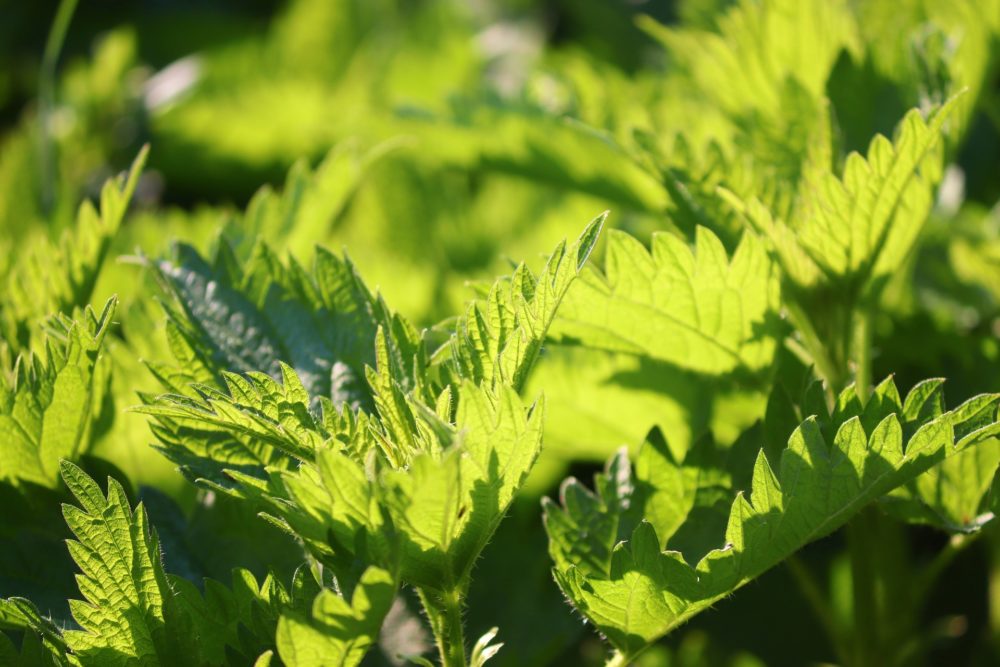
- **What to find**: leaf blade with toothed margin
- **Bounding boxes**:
[545,378,1000,661]
[1,147,146,353]
[444,213,605,393]
[728,97,961,295]
[5,462,294,665]
[550,226,781,375]
[276,566,396,667]
[0,298,117,488]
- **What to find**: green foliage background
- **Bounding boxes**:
[2,1,1000,665]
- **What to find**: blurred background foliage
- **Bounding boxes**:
[2,0,1000,665]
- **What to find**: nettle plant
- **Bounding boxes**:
[2,5,1000,664]
[3,95,999,667]
[1,174,606,665]
[136,212,602,666]
[540,94,1000,664]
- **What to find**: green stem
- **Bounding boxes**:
[418,587,468,667]
[38,0,79,216]
[786,555,851,667]
[785,299,846,399]
[605,650,630,667]
[981,91,1000,137]
[987,527,1000,650]
[853,307,873,402]
[912,532,978,607]
[847,508,881,667]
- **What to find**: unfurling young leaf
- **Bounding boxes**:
[0,298,117,488]
[275,566,395,667]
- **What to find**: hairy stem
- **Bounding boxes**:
[418,587,468,667]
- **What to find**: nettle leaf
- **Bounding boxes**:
[141,217,599,482]
[524,346,716,464]
[169,567,292,665]
[140,363,329,468]
[0,147,146,353]
[381,382,544,592]
[197,359,544,602]
[544,377,1000,662]
[150,238,410,409]
[0,299,117,488]
[441,213,604,393]
[223,434,390,592]
[878,437,1000,534]
[0,596,70,665]
[900,438,1000,532]
[137,222,601,665]
[5,462,305,666]
[852,378,1000,533]
[727,97,958,297]
[275,566,394,667]
[641,0,860,121]
[550,226,781,375]
[773,377,1000,533]
[543,448,636,579]
[57,460,182,665]
[142,239,426,488]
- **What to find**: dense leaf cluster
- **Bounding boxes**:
[3,1,1000,666]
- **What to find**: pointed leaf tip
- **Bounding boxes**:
[576,212,607,270]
